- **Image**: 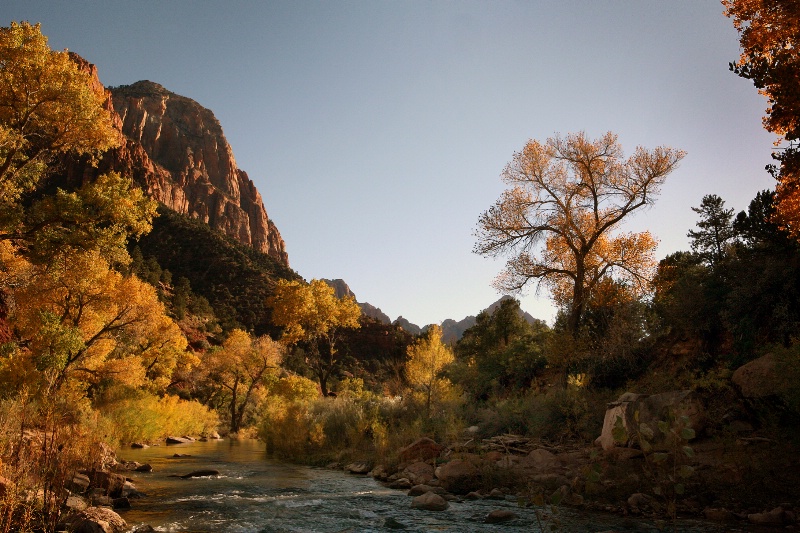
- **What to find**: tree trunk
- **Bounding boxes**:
[229,381,239,433]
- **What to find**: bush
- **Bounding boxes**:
[97,387,218,443]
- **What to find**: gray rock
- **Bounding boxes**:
[346,462,371,474]
[165,436,192,445]
[387,478,413,490]
[383,516,407,529]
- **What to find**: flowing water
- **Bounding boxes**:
[119,439,737,532]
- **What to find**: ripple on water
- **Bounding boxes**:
[120,439,744,533]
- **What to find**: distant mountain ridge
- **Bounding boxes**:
[322,280,539,342]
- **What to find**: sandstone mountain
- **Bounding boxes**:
[65,55,288,265]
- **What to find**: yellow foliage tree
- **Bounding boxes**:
[7,246,189,394]
[474,131,684,334]
[0,22,118,207]
[406,325,455,417]
[204,329,283,433]
[267,279,361,396]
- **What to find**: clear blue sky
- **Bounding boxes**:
[5,1,776,327]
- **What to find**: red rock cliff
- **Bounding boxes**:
[66,55,288,266]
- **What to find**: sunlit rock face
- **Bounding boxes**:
[65,55,288,266]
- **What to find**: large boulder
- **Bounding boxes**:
[86,471,127,498]
[596,390,705,451]
[520,448,561,473]
[732,353,790,399]
[401,461,435,485]
[165,436,193,445]
[410,491,449,511]
[399,437,442,463]
[434,458,480,494]
[63,506,127,533]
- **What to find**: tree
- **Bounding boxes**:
[204,329,282,433]
[0,22,118,209]
[405,325,455,417]
[475,131,685,334]
[5,246,190,394]
[267,279,361,396]
[454,298,549,398]
[724,0,800,236]
[687,194,736,267]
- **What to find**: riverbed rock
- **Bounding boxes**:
[112,497,131,510]
[410,491,449,511]
[166,436,192,445]
[703,507,736,522]
[383,517,408,529]
[386,478,413,490]
[66,495,89,511]
[346,462,371,474]
[408,484,447,497]
[401,461,434,485]
[521,448,561,473]
[178,469,220,478]
[484,509,517,524]
[130,442,149,449]
[488,488,505,500]
[748,506,794,525]
[134,463,153,473]
[435,458,480,494]
[65,506,127,533]
[399,437,442,462]
[87,471,127,498]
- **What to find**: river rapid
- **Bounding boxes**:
[119,439,737,533]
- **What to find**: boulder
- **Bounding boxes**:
[434,458,480,494]
[66,495,89,511]
[703,507,736,522]
[732,353,790,399]
[68,473,91,494]
[130,442,149,449]
[399,437,442,463]
[407,484,447,497]
[521,449,561,473]
[346,462,371,474]
[484,509,518,524]
[178,469,220,479]
[65,506,127,533]
[165,436,192,445]
[410,491,449,511]
[748,506,794,526]
[383,517,407,529]
[386,478,413,490]
[87,471,126,498]
[596,390,705,451]
[401,461,435,485]
[134,464,152,473]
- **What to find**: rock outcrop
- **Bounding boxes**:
[66,55,288,265]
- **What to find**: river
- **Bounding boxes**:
[119,439,740,532]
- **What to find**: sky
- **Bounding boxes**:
[5,1,777,327]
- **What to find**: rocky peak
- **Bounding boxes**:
[65,55,288,266]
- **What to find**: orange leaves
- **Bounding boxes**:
[476,131,683,332]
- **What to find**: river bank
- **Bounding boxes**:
[116,438,750,532]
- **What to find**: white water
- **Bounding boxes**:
[119,439,735,532]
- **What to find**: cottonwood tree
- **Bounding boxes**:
[405,325,455,417]
[724,0,800,236]
[687,194,737,267]
[0,22,118,212]
[475,131,685,334]
[267,279,361,396]
[204,330,283,433]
